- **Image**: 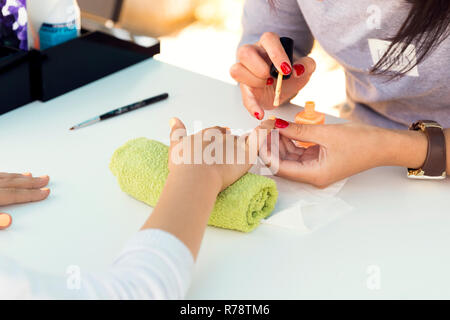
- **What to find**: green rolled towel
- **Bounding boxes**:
[109,138,278,232]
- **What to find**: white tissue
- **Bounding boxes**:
[230,128,353,233]
[250,161,353,233]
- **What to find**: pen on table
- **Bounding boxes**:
[69,93,169,130]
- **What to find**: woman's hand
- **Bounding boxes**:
[230,32,316,120]
[0,172,50,229]
[258,119,428,188]
[168,118,252,192]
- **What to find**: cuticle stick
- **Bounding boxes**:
[273,72,283,107]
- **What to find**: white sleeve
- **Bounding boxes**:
[240,0,314,56]
[0,229,194,300]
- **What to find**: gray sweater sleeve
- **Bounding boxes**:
[240,0,314,56]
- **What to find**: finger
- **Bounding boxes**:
[281,136,305,156]
[280,136,305,160]
[203,126,228,139]
[276,159,321,184]
[210,126,228,134]
[169,117,187,144]
[0,175,49,189]
[0,188,50,206]
[236,44,271,79]
[278,135,288,159]
[0,172,31,179]
[230,63,267,88]
[292,56,316,78]
[258,32,292,75]
[247,122,271,150]
[261,119,327,145]
[278,56,316,103]
[240,84,265,120]
[0,212,12,230]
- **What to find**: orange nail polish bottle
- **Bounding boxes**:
[294,101,325,148]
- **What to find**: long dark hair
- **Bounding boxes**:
[269,0,450,78]
[371,0,450,77]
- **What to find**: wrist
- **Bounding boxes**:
[382,128,428,168]
[167,166,222,196]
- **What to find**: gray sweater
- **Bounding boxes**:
[240,0,450,129]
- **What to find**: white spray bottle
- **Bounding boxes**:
[27,0,81,50]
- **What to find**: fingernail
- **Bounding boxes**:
[169,118,176,128]
[280,62,292,75]
[274,118,289,128]
[294,64,305,76]
[269,116,276,120]
[254,112,261,120]
[40,188,50,192]
[39,175,49,179]
[266,77,274,85]
[0,213,12,230]
[23,172,32,176]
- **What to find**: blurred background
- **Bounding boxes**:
[78,0,346,116]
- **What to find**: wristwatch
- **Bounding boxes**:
[407,120,447,179]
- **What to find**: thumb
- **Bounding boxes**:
[0,212,12,230]
[261,119,326,145]
[169,117,187,145]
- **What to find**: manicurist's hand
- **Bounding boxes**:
[142,118,253,258]
[230,32,316,120]
[0,172,50,230]
[258,119,429,188]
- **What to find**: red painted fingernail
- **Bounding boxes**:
[274,118,289,128]
[254,112,261,120]
[266,77,274,85]
[280,62,292,75]
[294,64,305,76]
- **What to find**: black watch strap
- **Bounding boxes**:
[408,120,447,179]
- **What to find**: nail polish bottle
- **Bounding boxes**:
[294,101,325,148]
[270,37,294,79]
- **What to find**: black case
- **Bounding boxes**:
[0,30,160,115]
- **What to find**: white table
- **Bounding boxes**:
[1,59,449,299]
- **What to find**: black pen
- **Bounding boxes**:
[69,93,169,130]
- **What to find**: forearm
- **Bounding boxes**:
[382,127,449,173]
[141,168,221,259]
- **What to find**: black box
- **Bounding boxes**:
[0,46,34,114]
[0,30,160,115]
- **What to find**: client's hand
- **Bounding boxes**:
[168,118,253,192]
[143,118,254,258]
[258,119,428,188]
[0,172,50,229]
